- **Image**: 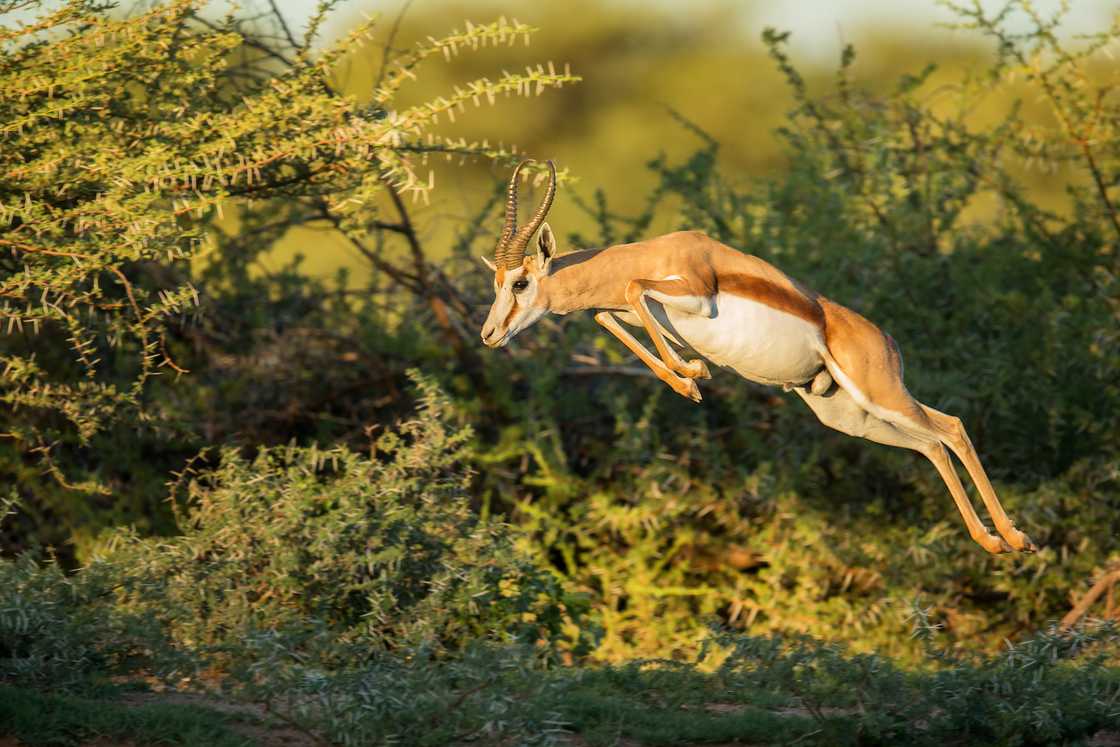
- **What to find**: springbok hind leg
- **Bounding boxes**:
[795,387,1013,555]
[813,298,1025,553]
[919,404,1037,552]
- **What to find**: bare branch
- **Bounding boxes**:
[266,0,301,52]
[1061,568,1120,629]
[374,0,416,91]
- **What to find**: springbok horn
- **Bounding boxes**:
[495,159,532,270]
[503,160,556,269]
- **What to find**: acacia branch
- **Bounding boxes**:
[1078,139,1120,242]
[188,12,295,68]
[0,238,86,259]
[109,266,143,323]
[382,176,428,285]
[374,0,416,90]
[314,204,423,294]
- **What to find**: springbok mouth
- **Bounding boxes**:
[482,333,510,348]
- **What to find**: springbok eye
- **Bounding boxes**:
[511,279,529,292]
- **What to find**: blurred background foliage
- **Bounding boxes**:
[267,0,1116,282]
[2,0,1120,684]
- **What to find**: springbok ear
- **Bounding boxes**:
[537,222,557,263]
[479,255,497,272]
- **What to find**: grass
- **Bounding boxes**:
[0,685,254,747]
[559,692,819,745]
[3,656,1119,747]
[550,665,818,745]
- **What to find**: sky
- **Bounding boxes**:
[754,0,1113,59]
[271,0,1117,61]
[6,1,1112,61]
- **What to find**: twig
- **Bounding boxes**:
[158,332,190,375]
[313,203,422,293]
[250,695,332,747]
[0,238,86,259]
[374,0,416,91]
[266,0,300,51]
[109,266,143,323]
[188,12,295,68]
[1078,139,1120,243]
[447,680,490,711]
[790,728,824,745]
[1061,568,1120,629]
[382,175,427,284]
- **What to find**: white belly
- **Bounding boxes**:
[645,293,825,387]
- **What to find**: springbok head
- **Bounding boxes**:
[480,159,558,348]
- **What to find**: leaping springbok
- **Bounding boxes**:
[479,160,1036,555]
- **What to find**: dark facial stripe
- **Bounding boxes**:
[502,298,519,330]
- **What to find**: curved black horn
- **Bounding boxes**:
[505,160,556,268]
[495,159,532,269]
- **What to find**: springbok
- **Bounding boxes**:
[479,160,1036,555]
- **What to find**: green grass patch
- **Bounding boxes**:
[558,690,819,746]
[0,685,252,747]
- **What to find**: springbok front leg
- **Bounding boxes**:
[594,311,702,402]
[623,278,712,380]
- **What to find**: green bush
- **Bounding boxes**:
[100,373,585,668]
[0,551,176,689]
[1,387,1117,746]
[138,622,1120,746]
[0,685,251,747]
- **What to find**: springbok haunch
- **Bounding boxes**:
[480,159,1036,555]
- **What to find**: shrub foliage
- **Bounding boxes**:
[102,373,583,666]
[2,0,1120,744]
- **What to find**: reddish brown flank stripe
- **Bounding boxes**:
[717,274,824,327]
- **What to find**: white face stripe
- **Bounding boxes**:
[481,264,549,346]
